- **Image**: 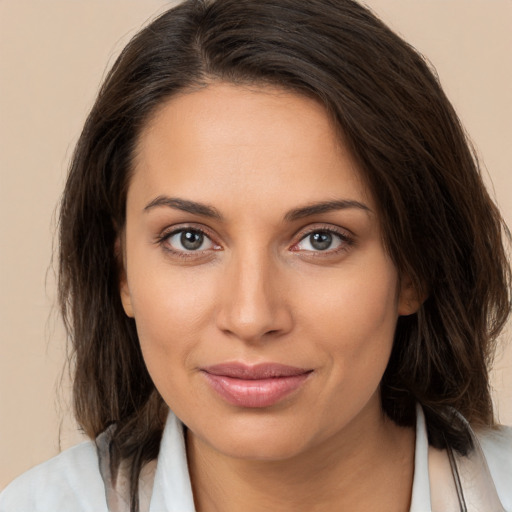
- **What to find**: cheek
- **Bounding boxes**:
[293,262,399,434]
[127,257,220,372]
[306,255,398,329]
[301,257,399,375]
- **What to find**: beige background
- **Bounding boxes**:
[1,0,511,490]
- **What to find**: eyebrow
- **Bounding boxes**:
[143,195,370,222]
[283,199,371,222]
[143,196,223,219]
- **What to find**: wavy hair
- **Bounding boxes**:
[58,0,511,509]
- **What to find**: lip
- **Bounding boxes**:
[201,363,312,408]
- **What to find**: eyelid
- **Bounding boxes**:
[155,223,222,256]
[290,224,355,253]
[154,222,354,258]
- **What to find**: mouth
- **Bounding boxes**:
[200,362,313,408]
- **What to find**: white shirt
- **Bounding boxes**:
[1,407,511,511]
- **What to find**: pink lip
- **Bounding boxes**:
[201,363,312,408]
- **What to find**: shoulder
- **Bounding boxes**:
[0,441,108,512]
[477,425,512,511]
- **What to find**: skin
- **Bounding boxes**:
[120,83,420,511]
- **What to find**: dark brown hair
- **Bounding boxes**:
[58,0,511,509]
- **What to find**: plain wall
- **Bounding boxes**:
[1,0,511,490]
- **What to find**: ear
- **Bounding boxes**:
[116,236,134,318]
[397,275,425,316]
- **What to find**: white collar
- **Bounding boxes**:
[149,406,433,512]
[149,411,195,512]
[409,404,432,511]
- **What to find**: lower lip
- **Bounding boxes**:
[202,372,311,408]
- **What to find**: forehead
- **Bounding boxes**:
[130,82,372,213]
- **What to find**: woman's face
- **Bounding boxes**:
[121,83,415,460]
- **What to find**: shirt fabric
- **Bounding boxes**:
[1,407,511,511]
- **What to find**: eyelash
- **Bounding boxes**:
[155,225,220,259]
[155,224,354,259]
[291,226,354,257]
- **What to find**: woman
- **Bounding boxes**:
[1,0,511,511]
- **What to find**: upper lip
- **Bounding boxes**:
[201,362,312,380]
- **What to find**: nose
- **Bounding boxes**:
[216,250,293,343]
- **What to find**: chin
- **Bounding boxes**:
[214,434,311,462]
[189,414,317,462]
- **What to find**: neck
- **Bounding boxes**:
[186,403,415,512]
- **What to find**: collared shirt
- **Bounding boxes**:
[1,407,511,511]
